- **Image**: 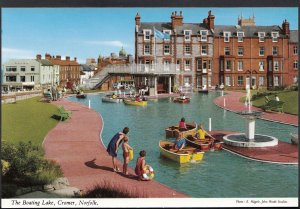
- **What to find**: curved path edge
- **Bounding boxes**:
[213,91,298,127]
[43,98,187,198]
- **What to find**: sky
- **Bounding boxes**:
[2,8,298,64]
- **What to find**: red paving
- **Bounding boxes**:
[213,91,298,126]
[210,131,298,165]
[43,99,187,198]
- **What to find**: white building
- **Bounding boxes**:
[80,64,96,86]
[2,55,55,91]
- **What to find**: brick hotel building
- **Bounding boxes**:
[135,11,298,90]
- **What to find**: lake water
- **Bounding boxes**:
[68,92,298,197]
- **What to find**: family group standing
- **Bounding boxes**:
[106,127,150,180]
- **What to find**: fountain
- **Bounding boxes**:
[223,88,278,147]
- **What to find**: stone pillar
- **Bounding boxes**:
[169,76,172,94]
[154,77,157,96]
[245,118,255,140]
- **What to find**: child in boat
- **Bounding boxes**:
[174,135,186,151]
[122,136,133,175]
[197,124,214,140]
[112,93,117,99]
[135,150,150,181]
[178,117,187,131]
[135,94,141,102]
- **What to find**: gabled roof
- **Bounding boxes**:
[37,59,53,66]
[213,25,284,37]
[139,22,212,35]
[290,30,298,43]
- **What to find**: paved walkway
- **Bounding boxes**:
[210,131,298,165]
[213,91,298,126]
[43,99,186,198]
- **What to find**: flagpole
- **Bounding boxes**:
[154,27,156,68]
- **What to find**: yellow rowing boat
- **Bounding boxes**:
[123,99,147,106]
[159,140,204,163]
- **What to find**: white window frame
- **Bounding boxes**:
[259,61,265,71]
[176,60,181,71]
[238,47,244,56]
[184,60,191,71]
[237,75,244,86]
[273,61,279,71]
[293,60,298,69]
[225,76,231,86]
[184,44,191,55]
[293,46,298,55]
[271,32,279,42]
[197,59,202,71]
[272,46,278,56]
[293,76,298,84]
[200,30,208,41]
[259,47,265,56]
[184,30,192,42]
[224,32,231,42]
[237,32,244,42]
[238,61,243,71]
[163,30,171,41]
[258,32,265,42]
[143,29,151,41]
[224,47,230,55]
[225,60,231,71]
[259,76,264,86]
[274,76,280,86]
[164,44,170,55]
[144,44,150,55]
[201,45,208,55]
[30,75,35,82]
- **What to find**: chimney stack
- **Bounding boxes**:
[45,53,51,60]
[66,56,70,61]
[74,57,77,62]
[36,54,42,60]
[282,19,290,35]
[135,13,141,26]
[56,55,61,60]
[171,11,183,29]
[207,10,215,30]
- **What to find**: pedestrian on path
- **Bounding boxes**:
[106,127,129,172]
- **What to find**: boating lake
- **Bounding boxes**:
[68,92,298,198]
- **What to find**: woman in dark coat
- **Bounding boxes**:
[107,127,129,172]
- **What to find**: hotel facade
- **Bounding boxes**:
[135,11,298,90]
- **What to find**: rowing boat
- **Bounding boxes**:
[159,140,204,163]
[102,96,123,103]
[123,99,147,106]
[186,135,223,151]
[173,97,190,103]
[76,94,86,99]
[165,122,197,139]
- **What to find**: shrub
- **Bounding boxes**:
[2,160,10,176]
[2,183,18,198]
[1,141,63,188]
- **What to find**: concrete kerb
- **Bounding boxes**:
[214,94,298,127]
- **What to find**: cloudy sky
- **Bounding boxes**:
[2,8,298,64]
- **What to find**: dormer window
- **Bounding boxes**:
[200,30,208,41]
[163,30,171,41]
[143,29,151,41]
[184,30,192,41]
[272,32,279,42]
[224,32,231,42]
[237,32,244,42]
[258,32,265,42]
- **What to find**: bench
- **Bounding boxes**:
[261,100,285,113]
[42,92,53,102]
[57,106,71,121]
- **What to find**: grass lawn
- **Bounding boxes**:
[2,96,59,146]
[240,90,298,115]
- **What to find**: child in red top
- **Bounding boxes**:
[135,150,149,181]
[122,136,132,175]
[178,117,187,131]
